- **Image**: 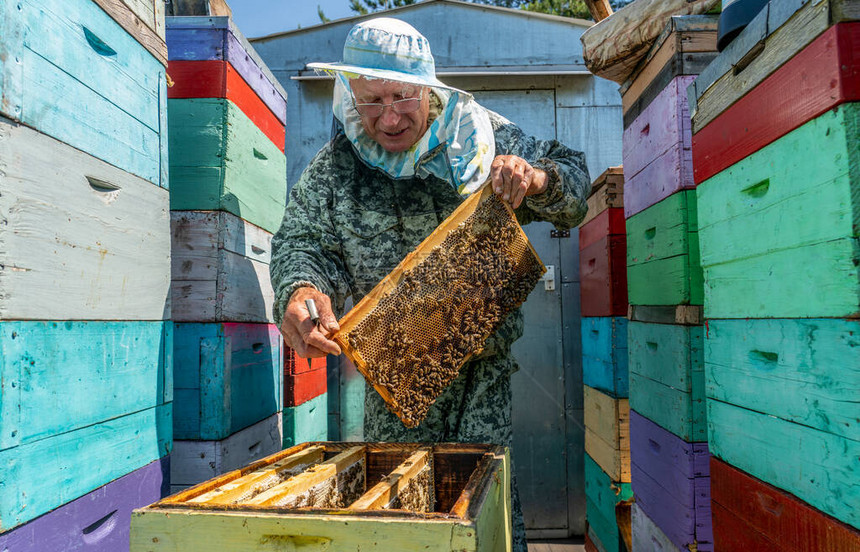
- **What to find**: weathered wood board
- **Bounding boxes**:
[629,410,712,550]
[705,318,859,441]
[584,455,633,552]
[166,16,288,122]
[0,403,172,532]
[627,305,702,326]
[134,443,512,552]
[0,0,167,187]
[631,503,684,552]
[622,76,695,218]
[173,322,283,440]
[0,119,171,321]
[689,0,860,134]
[692,22,860,184]
[92,0,168,65]
[584,386,630,483]
[581,316,629,398]
[0,457,169,552]
[628,321,706,442]
[168,60,286,151]
[579,208,626,251]
[619,15,717,117]
[580,234,628,317]
[283,392,329,449]
[707,399,860,529]
[626,190,702,307]
[710,457,860,552]
[168,99,287,234]
[697,104,860,319]
[581,166,624,227]
[170,412,283,490]
[171,210,276,323]
[0,321,172,451]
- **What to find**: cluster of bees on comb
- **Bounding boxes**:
[345,195,544,427]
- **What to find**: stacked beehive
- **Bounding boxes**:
[165,16,291,492]
[579,167,633,552]
[0,0,171,549]
[689,0,860,548]
[619,15,719,552]
[283,350,329,448]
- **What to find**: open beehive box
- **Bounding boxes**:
[333,184,545,427]
[131,442,512,552]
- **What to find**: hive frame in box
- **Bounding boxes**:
[131,442,513,552]
[332,184,545,427]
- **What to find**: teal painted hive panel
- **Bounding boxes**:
[628,321,706,442]
[0,0,167,187]
[626,190,703,307]
[581,317,629,398]
[708,399,859,529]
[283,393,328,448]
[705,318,859,443]
[173,322,283,441]
[584,454,632,552]
[168,98,287,233]
[697,104,860,319]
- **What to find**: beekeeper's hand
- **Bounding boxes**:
[490,155,549,209]
[281,286,341,358]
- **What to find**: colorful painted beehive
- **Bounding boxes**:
[132,443,512,552]
[282,347,329,449]
[584,455,632,552]
[580,205,627,318]
[581,317,628,398]
[584,386,630,484]
[690,0,860,544]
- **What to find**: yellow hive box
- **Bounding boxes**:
[131,442,512,552]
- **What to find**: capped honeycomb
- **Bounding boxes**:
[333,184,545,427]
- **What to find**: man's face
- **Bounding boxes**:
[349,78,430,153]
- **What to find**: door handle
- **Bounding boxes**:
[542,265,556,291]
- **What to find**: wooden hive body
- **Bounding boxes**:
[132,442,512,552]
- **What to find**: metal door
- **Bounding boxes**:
[471,89,585,537]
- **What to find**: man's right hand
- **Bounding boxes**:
[281,287,342,359]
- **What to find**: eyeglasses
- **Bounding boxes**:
[353,89,424,117]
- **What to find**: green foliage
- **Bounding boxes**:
[349,0,418,16]
[318,4,331,23]
[346,0,631,19]
[520,0,591,19]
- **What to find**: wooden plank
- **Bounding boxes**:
[469,449,511,552]
[166,17,288,122]
[622,75,694,182]
[622,139,694,220]
[0,403,171,532]
[0,120,170,320]
[0,322,171,451]
[351,449,431,510]
[705,319,859,441]
[626,190,702,306]
[580,235,628,317]
[189,446,326,505]
[584,0,613,21]
[707,399,860,528]
[170,412,283,488]
[698,104,860,319]
[627,305,703,325]
[629,374,706,443]
[0,457,168,552]
[245,446,365,507]
[690,0,860,133]
[173,322,283,440]
[168,99,287,234]
[1,0,166,186]
[710,457,860,552]
[692,23,860,184]
[581,316,629,398]
[631,503,684,552]
[168,60,286,150]
[283,393,329,448]
[627,321,703,392]
[712,502,784,552]
[91,0,168,66]
[584,386,630,483]
[583,455,632,552]
[579,208,626,251]
[581,167,624,227]
[285,366,328,407]
[285,347,328,375]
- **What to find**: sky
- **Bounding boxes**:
[229,0,357,38]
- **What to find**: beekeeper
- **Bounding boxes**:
[270,17,589,550]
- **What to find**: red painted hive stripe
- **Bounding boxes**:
[168,60,286,153]
[580,234,628,317]
[693,22,860,184]
[579,208,626,251]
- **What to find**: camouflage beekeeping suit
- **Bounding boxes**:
[270,109,589,550]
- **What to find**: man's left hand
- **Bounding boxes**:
[490,155,548,209]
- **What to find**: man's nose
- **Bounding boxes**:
[378,104,402,126]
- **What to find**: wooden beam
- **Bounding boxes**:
[585,0,613,22]
[244,446,366,506]
[188,446,326,505]
[350,449,432,510]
